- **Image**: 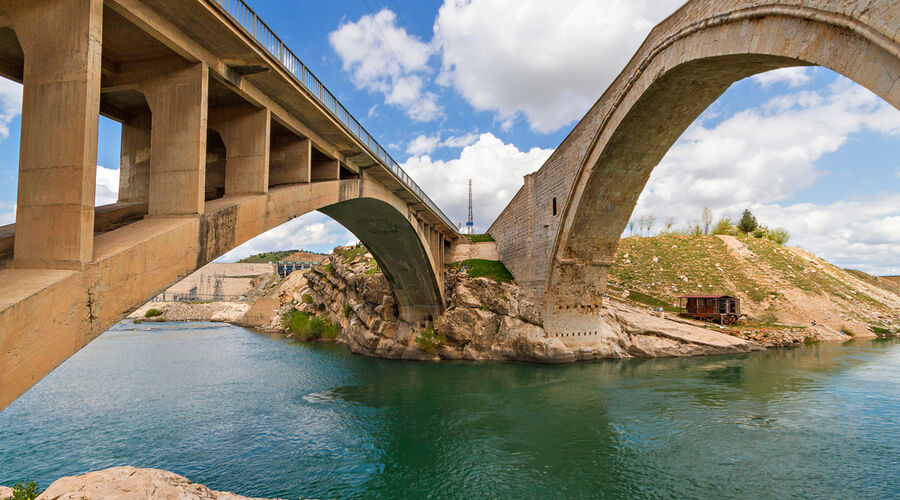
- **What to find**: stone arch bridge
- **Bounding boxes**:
[0,0,458,409]
[489,0,899,339]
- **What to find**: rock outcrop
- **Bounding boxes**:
[6,466,281,500]
[260,246,761,362]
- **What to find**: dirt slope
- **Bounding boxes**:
[608,235,899,337]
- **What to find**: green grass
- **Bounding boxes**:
[627,290,679,311]
[469,233,495,243]
[144,308,164,318]
[841,326,856,337]
[336,245,369,262]
[449,259,514,283]
[869,325,892,335]
[301,294,313,304]
[281,309,340,340]
[238,250,298,263]
[343,303,351,318]
[415,322,446,354]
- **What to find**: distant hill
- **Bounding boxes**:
[608,235,899,335]
[238,250,327,264]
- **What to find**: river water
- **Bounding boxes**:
[1,322,898,499]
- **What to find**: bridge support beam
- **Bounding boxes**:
[545,260,613,340]
[10,0,103,269]
[118,109,152,203]
[269,135,310,186]
[143,63,208,216]
[210,104,270,195]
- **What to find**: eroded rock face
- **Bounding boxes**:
[33,466,282,500]
[259,247,761,364]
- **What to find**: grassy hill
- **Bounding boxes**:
[238,250,326,264]
[608,235,899,335]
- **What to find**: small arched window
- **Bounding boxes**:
[552,197,557,216]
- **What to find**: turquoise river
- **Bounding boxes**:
[1,322,898,498]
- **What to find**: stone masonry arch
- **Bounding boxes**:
[488,0,900,339]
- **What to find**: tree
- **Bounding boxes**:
[646,215,657,235]
[701,206,713,235]
[738,209,758,234]
[637,216,647,236]
[767,227,791,245]
[664,217,675,231]
[628,220,635,236]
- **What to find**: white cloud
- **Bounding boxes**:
[403,133,552,231]
[752,67,813,88]
[440,133,479,148]
[632,75,900,274]
[434,0,682,133]
[95,165,120,206]
[0,201,14,225]
[329,9,442,121]
[406,133,441,155]
[0,79,22,140]
[216,212,355,262]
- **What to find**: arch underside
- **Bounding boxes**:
[548,3,900,317]
[320,197,443,322]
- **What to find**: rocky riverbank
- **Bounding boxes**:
[252,246,762,362]
[0,467,282,500]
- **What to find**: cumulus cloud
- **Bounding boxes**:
[329,9,442,121]
[752,67,813,88]
[95,165,120,206]
[434,0,682,133]
[0,79,22,140]
[406,133,441,155]
[632,74,900,274]
[403,133,552,231]
[217,212,355,262]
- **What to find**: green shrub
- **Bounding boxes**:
[469,233,495,243]
[9,482,40,500]
[738,209,758,233]
[449,259,514,283]
[841,326,856,337]
[301,294,313,304]
[869,325,891,335]
[752,227,767,238]
[767,227,791,245]
[144,308,164,318]
[415,322,445,354]
[343,303,351,318]
[711,217,735,235]
[281,309,339,340]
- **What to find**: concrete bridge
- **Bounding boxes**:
[490,0,900,340]
[0,0,458,409]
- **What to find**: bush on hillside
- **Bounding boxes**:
[9,482,40,500]
[767,227,790,245]
[711,217,735,235]
[281,309,340,340]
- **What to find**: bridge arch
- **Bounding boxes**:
[544,0,900,334]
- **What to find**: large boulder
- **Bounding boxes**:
[34,466,281,500]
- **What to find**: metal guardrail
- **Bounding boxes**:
[212,0,458,232]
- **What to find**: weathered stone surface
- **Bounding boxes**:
[34,466,281,500]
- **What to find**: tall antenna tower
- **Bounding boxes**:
[466,179,474,234]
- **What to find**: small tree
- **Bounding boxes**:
[628,220,635,236]
[701,206,713,235]
[664,217,675,231]
[646,215,657,235]
[767,227,791,245]
[637,216,647,236]
[738,209,758,234]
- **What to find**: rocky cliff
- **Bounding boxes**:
[256,246,761,362]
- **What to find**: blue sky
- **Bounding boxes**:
[0,0,898,275]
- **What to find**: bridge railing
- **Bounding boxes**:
[212,0,458,232]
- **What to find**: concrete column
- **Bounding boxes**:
[269,135,310,185]
[210,104,270,195]
[142,63,208,216]
[118,109,151,202]
[10,0,103,268]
